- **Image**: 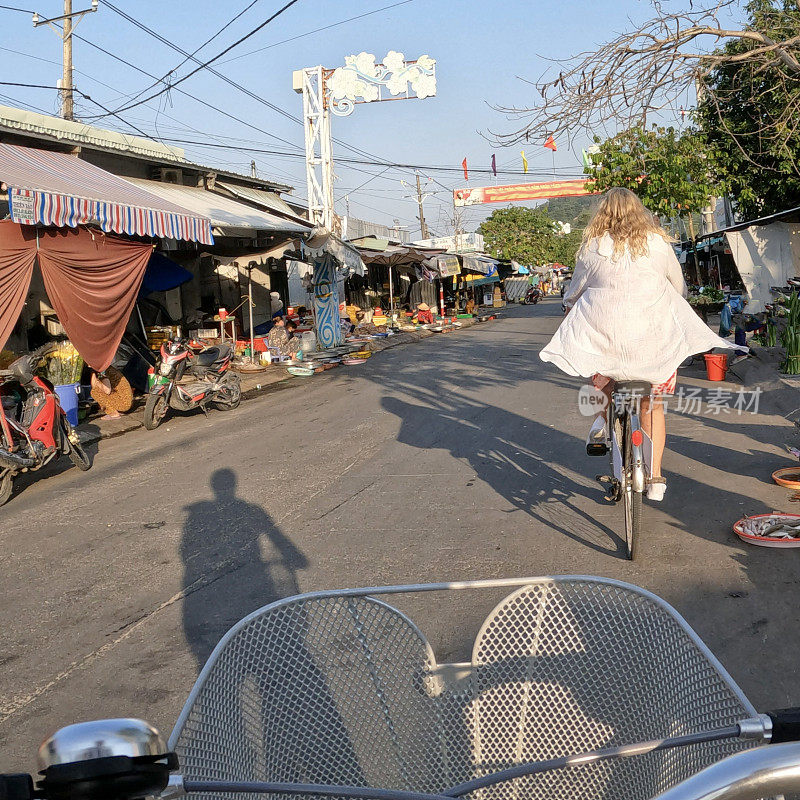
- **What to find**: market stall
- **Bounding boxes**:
[355,241,445,322]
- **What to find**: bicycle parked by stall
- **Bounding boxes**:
[4,577,800,800]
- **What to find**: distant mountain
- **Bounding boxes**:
[543,196,597,229]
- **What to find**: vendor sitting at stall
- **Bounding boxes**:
[413,302,435,325]
[267,315,300,358]
[90,367,133,420]
[285,319,301,354]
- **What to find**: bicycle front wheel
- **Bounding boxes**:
[622,417,642,560]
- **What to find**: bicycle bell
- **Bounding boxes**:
[37,719,178,800]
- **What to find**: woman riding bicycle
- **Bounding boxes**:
[540,188,743,502]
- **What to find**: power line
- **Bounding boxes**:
[0,81,176,143]
[85,1,308,139]
[102,0,303,115]
[69,29,305,151]
[219,0,413,64]
[150,137,583,176]
[104,0,267,111]
[84,1,433,177]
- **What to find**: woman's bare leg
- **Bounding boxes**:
[640,395,666,477]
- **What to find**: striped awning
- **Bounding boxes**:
[126,178,309,237]
[0,143,213,244]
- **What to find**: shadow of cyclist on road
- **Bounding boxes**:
[181,467,309,672]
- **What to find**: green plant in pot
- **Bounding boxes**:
[780,292,800,375]
[42,341,84,385]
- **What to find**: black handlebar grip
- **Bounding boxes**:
[768,707,800,743]
[0,774,34,800]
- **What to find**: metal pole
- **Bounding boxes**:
[388,266,394,322]
[62,0,73,120]
[438,278,445,318]
[248,267,255,361]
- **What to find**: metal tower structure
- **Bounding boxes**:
[294,51,437,231]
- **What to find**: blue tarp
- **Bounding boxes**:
[139,252,193,296]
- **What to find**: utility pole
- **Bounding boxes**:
[33,0,98,121]
[401,174,431,240]
[416,173,429,240]
[62,0,73,120]
[452,194,463,253]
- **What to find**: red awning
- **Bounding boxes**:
[0,222,153,370]
[0,143,213,244]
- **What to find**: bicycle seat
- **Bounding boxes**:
[614,380,652,396]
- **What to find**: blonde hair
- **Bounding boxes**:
[582,187,671,259]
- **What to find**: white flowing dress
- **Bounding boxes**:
[539,233,744,384]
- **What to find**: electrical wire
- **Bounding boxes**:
[84,2,310,141]
[101,0,303,115]
[83,0,442,178]
[69,29,305,152]
[151,138,583,176]
[219,0,414,64]
[105,0,268,112]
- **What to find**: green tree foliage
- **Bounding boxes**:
[696,0,800,218]
[584,126,714,227]
[478,206,582,267]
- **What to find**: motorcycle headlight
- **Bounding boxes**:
[159,362,172,376]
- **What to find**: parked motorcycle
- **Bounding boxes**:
[0,344,91,505]
[522,286,542,305]
[143,337,241,430]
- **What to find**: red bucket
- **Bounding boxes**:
[704,353,728,381]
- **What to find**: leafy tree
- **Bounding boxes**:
[584,126,714,236]
[478,206,582,266]
[696,0,800,218]
[551,228,584,267]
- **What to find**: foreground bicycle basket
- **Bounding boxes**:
[170,576,761,800]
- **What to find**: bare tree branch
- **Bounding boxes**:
[491,0,800,150]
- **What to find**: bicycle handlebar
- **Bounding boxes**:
[767,707,800,743]
[651,741,800,800]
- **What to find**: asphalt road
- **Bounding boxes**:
[2,300,799,772]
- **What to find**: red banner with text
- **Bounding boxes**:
[454,178,596,207]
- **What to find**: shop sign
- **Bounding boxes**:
[462,255,496,275]
[9,191,36,224]
[436,255,461,277]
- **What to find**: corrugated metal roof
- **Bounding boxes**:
[127,178,309,236]
[215,181,307,222]
[0,105,295,194]
[0,143,213,243]
[0,104,186,162]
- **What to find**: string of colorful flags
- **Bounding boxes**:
[460,136,600,179]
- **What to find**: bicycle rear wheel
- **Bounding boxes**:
[622,416,642,560]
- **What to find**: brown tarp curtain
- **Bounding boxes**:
[0,222,152,370]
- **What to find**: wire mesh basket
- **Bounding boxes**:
[170,577,755,800]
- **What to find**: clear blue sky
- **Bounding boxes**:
[0,0,700,234]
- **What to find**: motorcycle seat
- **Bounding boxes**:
[194,348,220,367]
[194,341,230,365]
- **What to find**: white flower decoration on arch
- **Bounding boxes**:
[327,51,437,116]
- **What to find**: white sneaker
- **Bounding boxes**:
[586,416,607,455]
[587,415,605,442]
[647,479,667,501]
